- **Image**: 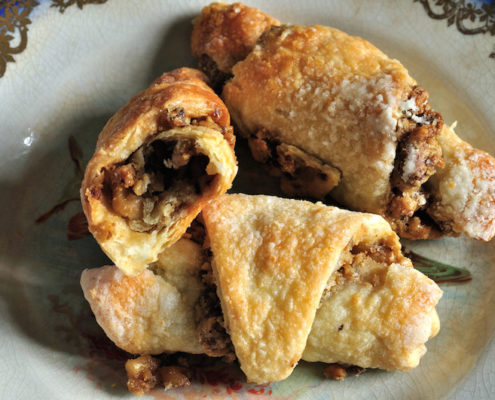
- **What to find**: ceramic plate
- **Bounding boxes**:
[1,0,494,398]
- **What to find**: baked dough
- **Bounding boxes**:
[80,238,204,355]
[81,195,442,384]
[193,4,495,241]
[303,254,441,370]
[201,194,442,382]
[81,68,237,275]
[221,23,445,238]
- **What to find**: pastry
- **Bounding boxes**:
[202,194,441,381]
[81,68,237,275]
[81,194,442,388]
[192,3,495,241]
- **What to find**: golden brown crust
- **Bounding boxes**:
[223,25,416,215]
[222,20,494,241]
[191,2,279,82]
[201,194,413,383]
[81,68,237,275]
[94,69,230,150]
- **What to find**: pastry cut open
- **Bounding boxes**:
[81,194,442,388]
[81,68,237,275]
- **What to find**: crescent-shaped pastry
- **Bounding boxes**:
[192,3,495,241]
[81,68,237,275]
[81,195,441,389]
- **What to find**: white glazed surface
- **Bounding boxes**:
[0,1,494,399]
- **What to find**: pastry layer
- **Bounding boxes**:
[201,194,441,383]
[303,240,441,370]
[426,125,495,241]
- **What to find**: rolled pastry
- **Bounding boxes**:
[193,4,495,241]
[81,68,237,275]
[82,194,442,385]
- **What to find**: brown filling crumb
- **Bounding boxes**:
[386,85,445,239]
[126,355,160,396]
[159,366,191,390]
[323,364,347,380]
[248,128,341,200]
[349,235,402,265]
[105,135,217,233]
[195,256,236,363]
[125,355,192,395]
[323,363,366,380]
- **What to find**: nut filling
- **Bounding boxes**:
[105,133,218,233]
[248,129,341,200]
[387,85,445,239]
[187,220,236,362]
[194,251,236,362]
[320,237,403,305]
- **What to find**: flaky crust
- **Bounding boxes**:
[191,2,279,75]
[81,68,237,275]
[201,194,412,383]
[303,263,441,370]
[223,25,415,214]
[427,125,495,240]
[80,239,204,355]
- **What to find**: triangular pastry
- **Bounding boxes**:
[202,194,443,381]
[202,194,406,382]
